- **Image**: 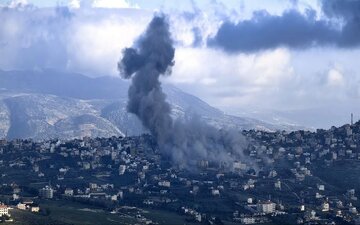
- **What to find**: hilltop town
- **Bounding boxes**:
[0,121,360,224]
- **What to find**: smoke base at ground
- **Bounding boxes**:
[118,14,251,170]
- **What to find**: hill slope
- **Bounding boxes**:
[0,69,303,140]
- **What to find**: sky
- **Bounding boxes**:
[1,0,360,129]
[3,0,291,11]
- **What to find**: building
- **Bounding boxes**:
[195,213,201,222]
[257,200,276,214]
[17,203,27,210]
[347,189,357,200]
[64,188,74,196]
[233,161,247,170]
[30,204,40,213]
[17,200,34,210]
[118,165,126,175]
[158,181,171,187]
[211,189,220,196]
[83,162,90,170]
[13,193,19,201]
[118,190,123,199]
[39,186,54,199]
[111,195,117,201]
[241,217,255,224]
[274,180,281,190]
[349,206,358,214]
[322,202,329,212]
[89,183,98,190]
[317,184,325,191]
[0,204,9,216]
[16,201,40,213]
[300,205,305,211]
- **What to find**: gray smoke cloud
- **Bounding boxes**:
[208,0,360,53]
[118,15,250,169]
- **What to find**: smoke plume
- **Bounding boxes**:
[118,15,250,169]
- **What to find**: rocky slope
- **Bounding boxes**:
[0,69,303,140]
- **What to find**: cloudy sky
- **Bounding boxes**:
[1,0,360,129]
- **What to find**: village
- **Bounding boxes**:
[0,121,360,224]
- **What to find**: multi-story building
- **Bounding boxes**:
[257,201,276,214]
[39,186,53,199]
[0,204,9,216]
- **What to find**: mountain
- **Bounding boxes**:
[0,69,303,140]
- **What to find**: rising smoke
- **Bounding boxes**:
[118,15,250,169]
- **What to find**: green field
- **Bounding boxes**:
[143,209,198,225]
[8,199,203,225]
[10,200,137,225]
[312,160,360,190]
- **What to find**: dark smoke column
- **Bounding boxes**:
[119,15,250,169]
[118,15,174,144]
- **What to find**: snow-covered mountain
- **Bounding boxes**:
[0,69,303,140]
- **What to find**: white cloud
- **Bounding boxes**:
[327,68,344,87]
[91,0,138,9]
[1,4,360,128]
[67,14,148,75]
[166,47,294,110]
[68,0,81,9]
[0,0,29,8]
[0,7,152,76]
[168,44,360,128]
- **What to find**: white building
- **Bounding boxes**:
[233,161,247,170]
[64,188,74,196]
[119,165,126,175]
[158,181,171,188]
[111,195,118,201]
[300,205,305,211]
[0,205,9,216]
[257,201,276,214]
[322,202,329,212]
[240,217,256,224]
[17,203,27,210]
[195,213,201,222]
[83,162,91,170]
[317,184,325,191]
[211,189,220,196]
[349,206,358,214]
[118,190,123,199]
[274,180,281,190]
[13,193,19,201]
[39,186,53,199]
[30,204,40,213]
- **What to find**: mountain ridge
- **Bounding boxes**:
[0,69,305,140]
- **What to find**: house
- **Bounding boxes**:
[17,203,27,210]
[158,181,171,187]
[257,200,276,214]
[64,188,74,196]
[211,189,220,196]
[0,204,9,216]
[17,200,40,212]
[322,202,329,212]
[30,204,40,213]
